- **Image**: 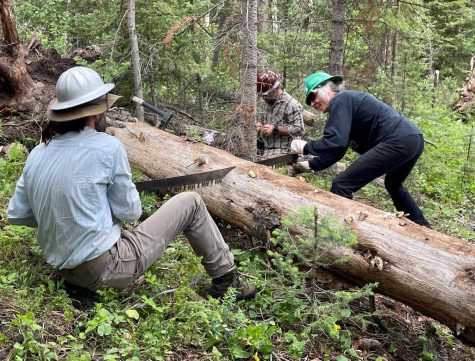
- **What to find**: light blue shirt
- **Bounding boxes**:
[7,127,142,269]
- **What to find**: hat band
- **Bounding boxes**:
[47,94,121,122]
[259,80,281,96]
[85,94,107,105]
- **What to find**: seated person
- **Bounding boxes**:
[7,66,257,309]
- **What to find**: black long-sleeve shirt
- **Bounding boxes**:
[304,90,421,171]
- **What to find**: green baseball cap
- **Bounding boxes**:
[304,72,343,105]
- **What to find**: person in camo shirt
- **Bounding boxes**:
[256,69,305,157]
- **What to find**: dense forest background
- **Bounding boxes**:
[12,0,475,119]
[1,0,475,360]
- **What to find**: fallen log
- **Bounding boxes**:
[108,121,475,342]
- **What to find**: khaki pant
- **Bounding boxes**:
[60,192,235,291]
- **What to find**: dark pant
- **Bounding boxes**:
[330,134,431,227]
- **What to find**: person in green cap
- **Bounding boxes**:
[289,71,431,228]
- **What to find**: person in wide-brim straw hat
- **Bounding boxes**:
[288,70,432,228]
[7,66,257,310]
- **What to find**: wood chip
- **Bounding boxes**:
[344,215,354,224]
[370,256,384,271]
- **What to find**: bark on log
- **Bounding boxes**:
[108,121,475,342]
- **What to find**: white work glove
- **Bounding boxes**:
[290,139,308,154]
[288,160,311,177]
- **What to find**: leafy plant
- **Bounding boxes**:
[230,322,279,360]
[271,206,358,269]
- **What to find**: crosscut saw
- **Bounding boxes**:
[134,155,295,196]
[131,97,297,169]
[134,166,235,195]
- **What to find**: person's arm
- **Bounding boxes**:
[7,174,38,227]
[278,102,304,136]
[256,106,267,134]
[304,102,352,171]
[107,144,142,222]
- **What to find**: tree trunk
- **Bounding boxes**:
[257,0,269,33]
[108,121,475,342]
[0,0,40,113]
[330,0,346,75]
[127,0,144,121]
[0,0,19,45]
[149,59,159,126]
[211,5,227,71]
[269,0,278,34]
[379,0,393,71]
[238,0,258,160]
[390,0,400,79]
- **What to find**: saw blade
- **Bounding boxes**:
[134,166,235,195]
[255,153,297,167]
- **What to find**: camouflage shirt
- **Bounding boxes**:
[257,91,304,157]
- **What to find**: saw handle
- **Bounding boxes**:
[289,154,299,165]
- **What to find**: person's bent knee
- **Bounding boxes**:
[173,191,202,203]
[384,179,401,194]
[172,192,204,212]
[331,179,352,199]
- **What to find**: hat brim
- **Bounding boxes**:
[305,75,343,105]
[47,94,121,122]
[50,83,115,110]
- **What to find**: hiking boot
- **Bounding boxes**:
[63,281,99,311]
[208,270,257,301]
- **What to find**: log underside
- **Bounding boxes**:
[108,121,475,342]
